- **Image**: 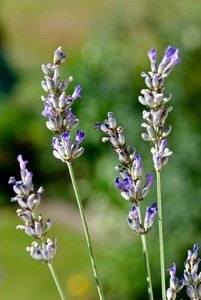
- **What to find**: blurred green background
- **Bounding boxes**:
[0,0,201,299]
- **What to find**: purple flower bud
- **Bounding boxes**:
[129,205,139,218]
[145,173,155,187]
[54,46,67,65]
[131,155,143,180]
[8,176,17,185]
[144,202,158,231]
[75,131,85,144]
[71,85,82,101]
[147,48,156,62]
[108,112,117,129]
[115,177,127,191]
[52,137,62,151]
[167,263,176,278]
[158,138,167,153]
[124,177,133,190]
[61,132,70,143]
[17,155,28,171]
[127,205,142,234]
[187,244,200,263]
[161,46,177,64]
[167,49,181,68]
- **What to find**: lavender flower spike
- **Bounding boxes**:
[9,156,55,263]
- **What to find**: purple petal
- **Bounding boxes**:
[134,155,142,169]
[52,137,61,150]
[168,49,181,68]
[75,131,85,144]
[158,139,167,153]
[161,46,176,64]
[124,177,133,190]
[17,155,28,171]
[64,108,76,122]
[61,132,70,142]
[147,48,156,62]
[145,173,156,187]
[167,263,176,278]
[115,177,126,191]
[41,103,52,119]
[130,205,138,217]
[71,85,82,101]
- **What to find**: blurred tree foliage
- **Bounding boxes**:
[0,0,201,298]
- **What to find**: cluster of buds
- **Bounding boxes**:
[150,139,173,172]
[41,47,84,162]
[139,46,181,171]
[166,262,184,300]
[127,202,158,234]
[26,238,57,264]
[183,244,201,300]
[8,155,56,263]
[166,244,201,300]
[93,112,158,234]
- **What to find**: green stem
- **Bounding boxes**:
[48,263,67,300]
[41,239,66,300]
[137,204,154,300]
[66,161,105,300]
[155,159,166,300]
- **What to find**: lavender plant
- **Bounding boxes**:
[8,45,199,300]
[93,46,183,300]
[166,244,201,300]
[93,112,157,300]
[8,47,104,300]
[139,46,180,300]
[40,47,104,300]
[8,155,65,299]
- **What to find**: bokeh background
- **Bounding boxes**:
[0,0,201,299]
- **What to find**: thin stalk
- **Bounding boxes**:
[155,143,166,300]
[41,239,66,300]
[48,263,67,300]
[67,161,105,300]
[137,204,154,300]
